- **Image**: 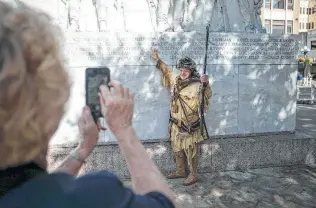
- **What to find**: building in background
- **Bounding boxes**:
[307,0,316,31]
[299,0,309,32]
[300,0,316,73]
[262,0,300,34]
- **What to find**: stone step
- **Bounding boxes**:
[299,98,313,100]
[48,131,313,180]
[297,87,315,102]
[299,88,313,90]
[299,90,312,93]
[299,96,313,99]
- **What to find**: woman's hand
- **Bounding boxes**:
[77,106,101,158]
[98,80,134,137]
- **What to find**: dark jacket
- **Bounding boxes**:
[0,163,174,208]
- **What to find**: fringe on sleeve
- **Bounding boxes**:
[156,59,173,91]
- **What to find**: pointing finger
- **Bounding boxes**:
[98,92,105,104]
[99,85,111,99]
[108,80,124,97]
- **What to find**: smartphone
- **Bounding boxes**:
[85,67,111,122]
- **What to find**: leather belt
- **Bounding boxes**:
[169,117,200,133]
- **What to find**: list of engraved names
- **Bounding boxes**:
[63,33,299,66]
[209,37,297,60]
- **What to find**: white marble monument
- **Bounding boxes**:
[55,0,266,33]
[12,0,299,145]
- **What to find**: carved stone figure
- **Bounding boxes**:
[147,0,234,32]
[146,0,180,32]
[147,0,170,32]
[57,0,265,33]
[147,0,206,32]
[253,0,266,33]
[209,0,231,32]
[95,0,126,31]
[58,0,126,32]
[238,0,266,33]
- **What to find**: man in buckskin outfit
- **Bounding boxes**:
[152,49,212,186]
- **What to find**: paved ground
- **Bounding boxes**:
[122,105,316,208]
[124,166,316,208]
[170,166,316,208]
[296,104,316,137]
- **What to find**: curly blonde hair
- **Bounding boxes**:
[0,2,70,168]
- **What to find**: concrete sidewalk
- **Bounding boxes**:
[124,166,316,208]
[49,105,316,207]
[122,105,316,207]
[296,104,316,138]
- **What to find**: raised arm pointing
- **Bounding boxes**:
[152,49,174,91]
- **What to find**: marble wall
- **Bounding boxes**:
[51,32,299,144]
[2,1,299,144]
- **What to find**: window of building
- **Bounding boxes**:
[288,0,293,10]
[311,41,316,50]
[313,8,316,14]
[313,22,315,29]
[303,8,306,14]
[307,23,310,30]
[272,20,285,34]
[265,20,271,33]
[273,0,284,9]
[265,0,271,8]
[308,8,311,15]
[287,20,293,34]
[300,7,303,14]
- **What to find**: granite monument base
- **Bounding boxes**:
[48,32,302,177]
[48,131,316,179]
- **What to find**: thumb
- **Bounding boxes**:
[83,106,94,123]
[78,114,85,129]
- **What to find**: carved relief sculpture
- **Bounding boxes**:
[147,0,171,32]
[59,0,126,31]
[172,0,186,31]
[147,0,203,32]
[253,0,266,33]
[95,0,126,31]
[181,0,199,31]
[57,0,265,33]
[210,0,231,32]
[58,0,81,31]
[238,0,266,33]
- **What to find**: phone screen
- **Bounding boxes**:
[87,76,109,105]
[85,67,110,121]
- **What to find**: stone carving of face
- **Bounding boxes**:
[179,67,192,80]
